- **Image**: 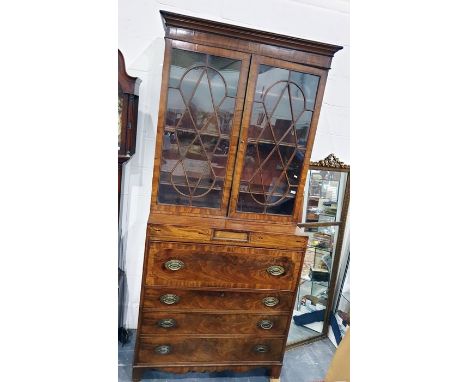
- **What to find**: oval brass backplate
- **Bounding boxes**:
[262,296,279,307]
[164,259,185,271]
[154,345,171,355]
[266,265,285,276]
[160,294,180,305]
[254,344,269,353]
[158,318,176,328]
[257,319,274,330]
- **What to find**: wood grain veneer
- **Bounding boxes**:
[142,287,294,312]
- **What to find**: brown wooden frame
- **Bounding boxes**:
[161,11,341,70]
[118,50,141,162]
[150,39,251,217]
[228,55,328,223]
[286,154,350,350]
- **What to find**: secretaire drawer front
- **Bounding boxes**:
[140,311,289,335]
[143,288,294,312]
[145,242,302,290]
[136,336,284,364]
[147,224,307,250]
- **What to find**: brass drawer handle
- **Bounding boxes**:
[158,318,176,328]
[160,294,180,305]
[257,319,274,330]
[154,345,171,355]
[267,265,285,276]
[263,296,279,307]
[254,344,270,353]
[165,259,185,271]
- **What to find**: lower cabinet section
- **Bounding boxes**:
[140,311,290,335]
[136,336,285,364]
[133,223,307,381]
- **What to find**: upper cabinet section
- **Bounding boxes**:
[151,11,342,222]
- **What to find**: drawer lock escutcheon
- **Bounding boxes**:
[160,294,180,305]
[154,345,171,355]
[262,296,279,307]
[157,318,176,328]
[257,319,274,330]
[165,259,185,271]
[254,344,270,353]
[266,265,285,276]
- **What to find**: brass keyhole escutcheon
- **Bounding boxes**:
[158,318,176,328]
[165,259,185,271]
[263,296,279,307]
[160,294,180,305]
[267,265,285,276]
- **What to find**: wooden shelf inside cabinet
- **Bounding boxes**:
[132,11,342,382]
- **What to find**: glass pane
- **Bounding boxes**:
[287,225,339,345]
[158,48,242,209]
[334,254,350,339]
[305,170,348,223]
[208,55,241,97]
[236,64,320,216]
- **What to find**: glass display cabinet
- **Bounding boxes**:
[133,11,342,382]
[287,154,350,347]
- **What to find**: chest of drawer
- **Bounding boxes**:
[143,288,294,312]
[145,242,302,291]
[136,336,284,364]
[140,311,289,336]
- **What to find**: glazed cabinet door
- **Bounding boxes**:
[151,40,250,216]
[229,55,328,222]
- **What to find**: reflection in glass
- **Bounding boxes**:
[237,64,320,216]
[286,226,339,345]
[305,170,348,223]
[158,48,241,209]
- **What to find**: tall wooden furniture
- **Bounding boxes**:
[118,50,141,343]
[118,50,141,214]
[132,11,342,381]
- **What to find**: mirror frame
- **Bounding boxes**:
[286,153,350,349]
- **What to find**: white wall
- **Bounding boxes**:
[118,0,350,329]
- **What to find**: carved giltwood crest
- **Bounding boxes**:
[311,153,349,169]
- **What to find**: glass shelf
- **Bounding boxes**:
[164,126,231,141]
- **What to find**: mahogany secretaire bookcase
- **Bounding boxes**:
[132,11,342,381]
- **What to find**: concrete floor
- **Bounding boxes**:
[119,330,336,382]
